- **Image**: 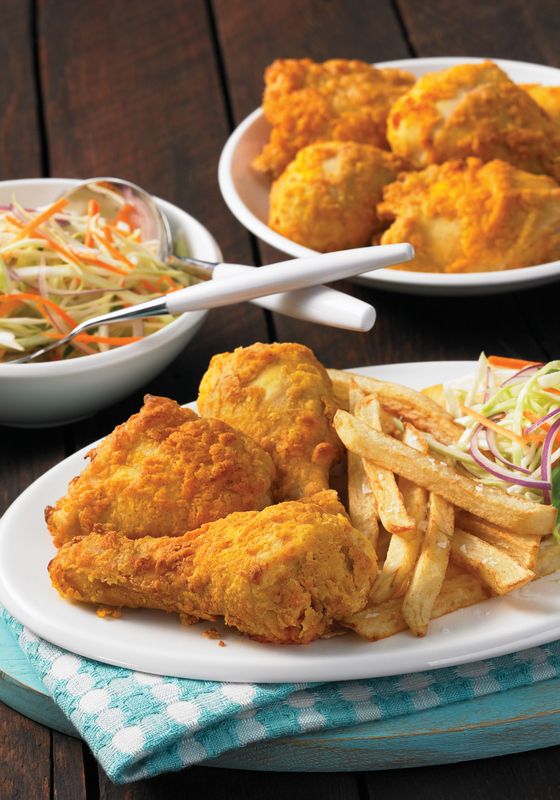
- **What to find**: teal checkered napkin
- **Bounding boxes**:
[4,608,560,784]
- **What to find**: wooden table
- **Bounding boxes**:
[2,0,560,796]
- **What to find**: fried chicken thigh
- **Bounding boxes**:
[378,158,560,273]
[48,492,376,644]
[268,141,403,251]
[45,395,275,547]
[198,343,343,501]
[253,58,414,178]
[387,61,560,181]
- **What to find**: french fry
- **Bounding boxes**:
[355,393,415,537]
[328,368,462,444]
[451,529,534,594]
[456,510,541,571]
[402,493,454,636]
[334,410,557,537]
[344,570,490,641]
[369,424,428,603]
[347,386,379,545]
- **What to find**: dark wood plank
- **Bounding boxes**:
[0,0,42,177]
[0,703,50,800]
[52,732,87,800]
[98,765,360,799]
[398,0,560,65]
[366,743,560,800]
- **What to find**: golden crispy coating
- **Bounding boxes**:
[521,84,560,125]
[198,342,343,501]
[387,61,560,180]
[268,141,403,251]
[253,58,414,178]
[378,158,560,273]
[48,493,377,644]
[45,395,275,547]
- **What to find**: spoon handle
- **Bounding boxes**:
[164,244,413,316]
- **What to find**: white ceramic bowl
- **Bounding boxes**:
[218,56,560,296]
[0,178,221,428]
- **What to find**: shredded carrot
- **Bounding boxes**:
[114,202,134,228]
[545,387,560,397]
[0,296,23,316]
[462,405,544,445]
[44,331,142,346]
[12,198,68,242]
[488,355,542,370]
[0,292,77,329]
[85,200,99,248]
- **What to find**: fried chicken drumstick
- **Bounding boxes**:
[46,395,275,547]
[49,492,376,644]
[197,343,343,501]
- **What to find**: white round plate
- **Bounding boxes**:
[1,360,560,683]
[219,57,560,296]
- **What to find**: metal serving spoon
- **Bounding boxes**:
[11,241,413,363]
[59,178,385,332]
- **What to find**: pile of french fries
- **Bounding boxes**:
[328,369,560,640]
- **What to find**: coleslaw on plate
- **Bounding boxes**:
[427,354,560,538]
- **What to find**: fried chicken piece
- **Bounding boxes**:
[253,58,415,178]
[268,141,403,251]
[48,493,377,644]
[45,395,275,547]
[198,343,343,502]
[521,84,560,126]
[387,61,560,181]
[377,157,560,273]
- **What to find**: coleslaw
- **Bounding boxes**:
[0,195,193,361]
[426,354,560,538]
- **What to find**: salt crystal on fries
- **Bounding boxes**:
[334,410,557,537]
[328,368,462,444]
[451,528,534,594]
[402,493,454,636]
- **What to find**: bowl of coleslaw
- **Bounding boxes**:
[0,178,221,427]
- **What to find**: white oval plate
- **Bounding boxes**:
[1,360,560,683]
[219,57,560,296]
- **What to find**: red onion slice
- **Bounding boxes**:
[524,406,560,435]
[541,417,560,504]
[500,363,542,388]
[470,424,550,491]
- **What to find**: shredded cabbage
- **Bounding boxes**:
[429,353,560,507]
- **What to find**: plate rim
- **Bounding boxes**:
[217,56,560,296]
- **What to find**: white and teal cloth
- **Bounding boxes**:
[3,608,560,784]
